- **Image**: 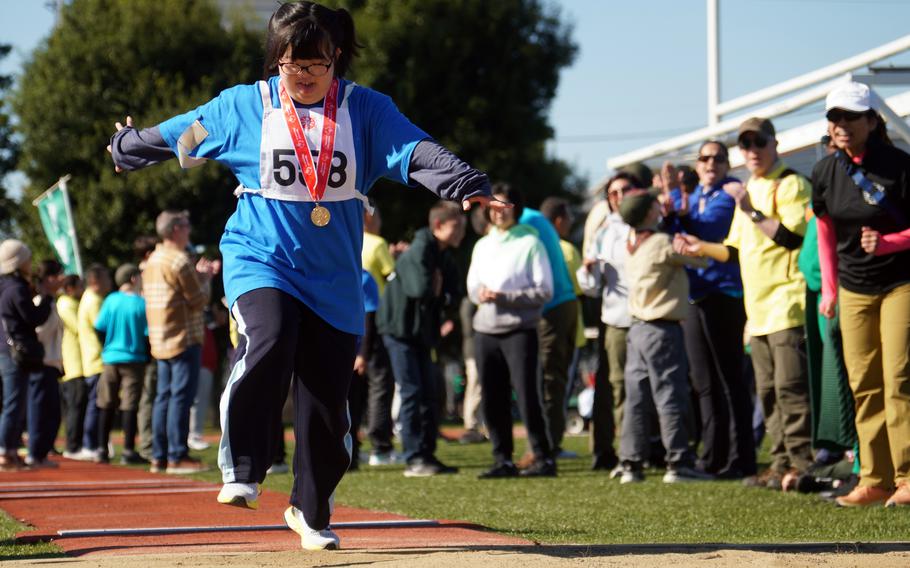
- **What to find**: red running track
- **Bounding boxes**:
[0,456,530,557]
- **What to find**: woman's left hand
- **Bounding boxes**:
[106,115,133,173]
[860,226,880,254]
[462,195,512,212]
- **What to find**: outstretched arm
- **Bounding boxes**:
[107,116,174,173]
[407,140,510,213]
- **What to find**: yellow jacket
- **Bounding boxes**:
[77,289,104,377]
[57,294,83,381]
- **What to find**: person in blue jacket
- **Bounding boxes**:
[666,141,755,479]
[107,1,500,551]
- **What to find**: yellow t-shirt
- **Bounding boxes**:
[560,239,586,348]
[362,232,395,296]
[724,162,810,336]
[56,294,83,381]
[77,289,104,377]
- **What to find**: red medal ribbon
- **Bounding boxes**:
[277,78,339,202]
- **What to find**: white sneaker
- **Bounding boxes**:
[663,465,714,484]
[217,482,261,510]
[188,436,211,451]
[72,448,100,462]
[266,461,290,475]
[368,451,401,466]
[284,506,340,550]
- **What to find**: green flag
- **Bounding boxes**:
[34,176,83,276]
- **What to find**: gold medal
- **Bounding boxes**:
[311,204,331,227]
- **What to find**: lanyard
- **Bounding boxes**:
[277,78,339,203]
[835,150,908,227]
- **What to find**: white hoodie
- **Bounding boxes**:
[467,223,553,334]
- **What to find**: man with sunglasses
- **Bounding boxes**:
[675,117,813,490]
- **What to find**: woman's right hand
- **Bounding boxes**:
[106,115,133,173]
[819,294,837,319]
[860,226,881,255]
[673,233,703,256]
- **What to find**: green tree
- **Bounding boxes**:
[338,0,582,240]
[11,0,262,266]
[0,44,19,237]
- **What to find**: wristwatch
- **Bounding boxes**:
[749,210,766,223]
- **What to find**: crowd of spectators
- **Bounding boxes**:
[1,80,908,511]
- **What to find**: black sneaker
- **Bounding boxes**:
[519,458,557,477]
[119,451,149,465]
[426,456,458,474]
[459,429,487,444]
[591,453,619,471]
[478,461,519,479]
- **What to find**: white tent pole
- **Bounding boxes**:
[707,0,720,126]
[607,76,848,170]
[872,87,910,146]
[716,34,910,117]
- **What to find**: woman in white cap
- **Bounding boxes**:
[0,240,55,470]
[812,81,910,507]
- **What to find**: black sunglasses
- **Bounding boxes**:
[826,109,865,123]
[696,154,728,164]
[738,135,768,151]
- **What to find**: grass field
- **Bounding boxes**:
[3,431,910,560]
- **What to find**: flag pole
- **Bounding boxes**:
[31,174,71,207]
[58,178,83,277]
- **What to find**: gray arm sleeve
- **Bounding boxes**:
[408,139,491,202]
[109,126,174,171]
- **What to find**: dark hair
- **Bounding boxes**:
[84,263,110,286]
[263,2,362,78]
[540,197,570,223]
[35,259,63,281]
[678,165,699,190]
[488,182,525,222]
[698,139,729,162]
[133,235,159,261]
[428,200,463,227]
[62,274,81,292]
[604,172,643,194]
[867,110,893,147]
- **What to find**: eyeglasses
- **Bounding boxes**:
[696,154,727,164]
[278,58,334,77]
[738,135,768,151]
[608,185,634,195]
[826,109,865,123]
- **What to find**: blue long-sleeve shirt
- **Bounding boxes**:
[518,208,576,312]
[669,179,743,301]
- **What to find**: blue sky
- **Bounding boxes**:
[4,0,910,188]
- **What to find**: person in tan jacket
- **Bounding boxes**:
[615,190,711,485]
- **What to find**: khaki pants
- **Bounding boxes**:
[750,327,813,473]
[839,284,910,488]
[538,300,579,452]
[462,357,483,432]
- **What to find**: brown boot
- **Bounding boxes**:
[742,467,783,489]
[885,483,910,507]
[0,452,23,472]
[836,485,894,507]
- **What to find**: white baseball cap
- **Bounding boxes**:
[825,81,874,113]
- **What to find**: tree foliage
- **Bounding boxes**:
[336,0,582,240]
[11,0,262,266]
[0,44,19,237]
